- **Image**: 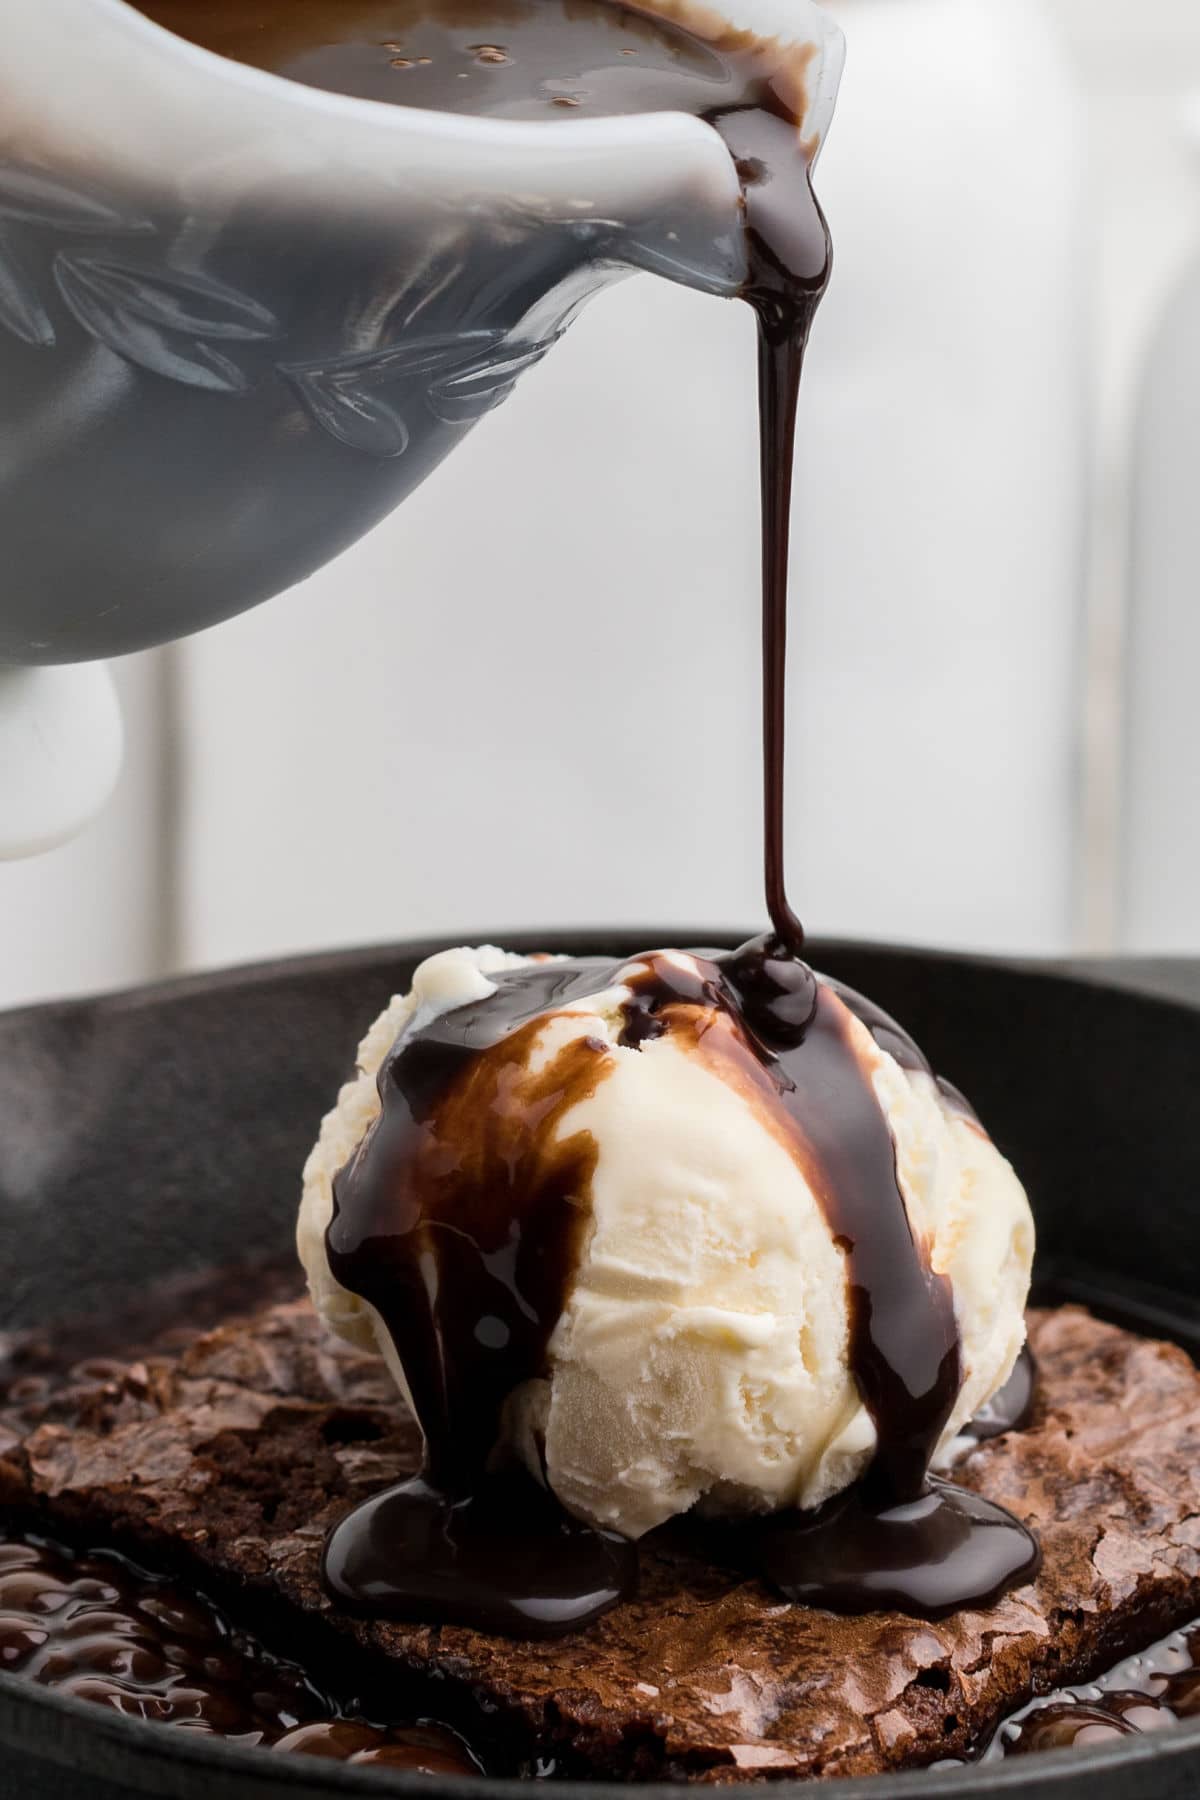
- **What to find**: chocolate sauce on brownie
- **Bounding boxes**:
[323,1472,636,1637]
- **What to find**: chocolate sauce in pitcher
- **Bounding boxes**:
[139,0,1040,1633]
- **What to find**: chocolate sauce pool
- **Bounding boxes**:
[0,1535,479,1772]
[134,0,1039,1632]
[976,1614,1200,1761]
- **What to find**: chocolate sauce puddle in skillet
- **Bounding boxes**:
[154,0,1038,1632]
[0,1536,479,1771]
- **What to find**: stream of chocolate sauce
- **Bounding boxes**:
[139,0,1040,1635]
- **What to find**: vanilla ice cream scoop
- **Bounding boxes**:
[299,942,1034,1546]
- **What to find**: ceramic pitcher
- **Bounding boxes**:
[1,0,843,664]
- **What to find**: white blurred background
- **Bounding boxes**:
[6,0,1200,1008]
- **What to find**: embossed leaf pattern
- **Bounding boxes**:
[0,164,153,236]
[280,331,507,457]
[0,157,567,432]
[53,254,278,393]
[282,330,561,455]
[285,367,409,456]
[55,254,278,341]
[0,226,54,347]
[428,334,562,426]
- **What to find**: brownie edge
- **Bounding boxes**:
[3,1301,1200,1782]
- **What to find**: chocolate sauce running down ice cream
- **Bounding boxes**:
[301,944,1037,1634]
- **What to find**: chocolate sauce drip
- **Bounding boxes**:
[327,958,614,1493]
[965,1342,1038,1441]
[830,982,983,1126]
[688,942,1037,1616]
[828,982,934,1073]
[0,1536,478,1771]
[719,942,961,1505]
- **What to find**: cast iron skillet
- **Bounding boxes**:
[1,931,1199,1800]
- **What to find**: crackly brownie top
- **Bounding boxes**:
[3,1299,1200,1782]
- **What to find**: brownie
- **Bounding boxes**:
[3,1299,1200,1783]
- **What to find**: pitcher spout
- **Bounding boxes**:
[589,0,846,297]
